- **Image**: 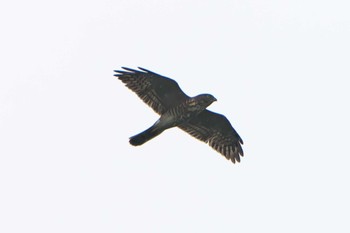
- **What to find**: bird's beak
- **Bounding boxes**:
[213,97,217,101]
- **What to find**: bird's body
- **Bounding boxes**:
[130,94,217,146]
[115,67,244,163]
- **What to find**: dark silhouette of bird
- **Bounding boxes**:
[114,67,244,163]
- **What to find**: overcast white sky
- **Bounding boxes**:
[1,0,349,232]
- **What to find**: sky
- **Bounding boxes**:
[1,0,349,232]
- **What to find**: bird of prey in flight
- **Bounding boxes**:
[114,67,244,163]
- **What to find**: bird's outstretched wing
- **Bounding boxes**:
[114,67,189,114]
[179,110,244,163]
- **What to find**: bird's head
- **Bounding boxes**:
[195,94,217,108]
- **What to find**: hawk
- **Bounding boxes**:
[114,67,244,163]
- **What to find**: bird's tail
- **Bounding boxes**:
[129,125,164,146]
